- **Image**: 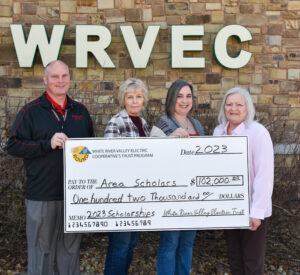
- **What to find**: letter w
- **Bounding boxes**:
[10,24,66,67]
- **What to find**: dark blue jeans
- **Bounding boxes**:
[104,232,139,275]
[157,230,197,275]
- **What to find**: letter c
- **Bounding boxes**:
[214,25,252,69]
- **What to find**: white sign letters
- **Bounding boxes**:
[10,24,66,67]
[171,25,205,68]
[10,24,252,69]
[76,25,115,68]
[121,25,160,68]
[214,25,252,69]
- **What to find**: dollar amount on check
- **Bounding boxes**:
[64,136,250,233]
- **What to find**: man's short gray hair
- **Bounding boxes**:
[44,60,69,76]
[218,87,255,127]
[118,78,149,107]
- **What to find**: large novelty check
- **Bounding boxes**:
[64,136,250,233]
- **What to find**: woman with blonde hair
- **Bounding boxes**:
[104,78,150,275]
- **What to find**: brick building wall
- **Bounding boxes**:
[0,0,300,137]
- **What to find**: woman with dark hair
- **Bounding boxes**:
[104,78,150,275]
[151,79,204,275]
[214,87,274,275]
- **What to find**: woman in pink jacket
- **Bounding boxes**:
[213,87,274,275]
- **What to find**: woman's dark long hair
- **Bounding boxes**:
[165,79,195,117]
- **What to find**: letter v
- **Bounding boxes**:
[120,25,160,68]
[10,24,66,67]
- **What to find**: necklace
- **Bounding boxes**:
[177,117,190,130]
